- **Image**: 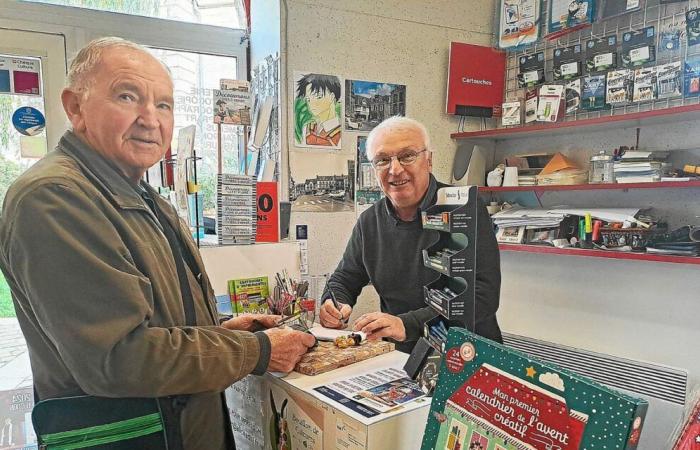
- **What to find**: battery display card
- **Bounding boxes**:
[518,52,546,87]
[621,26,655,68]
[549,0,595,34]
[656,61,682,99]
[632,69,656,103]
[585,35,618,74]
[633,67,657,102]
[553,44,582,80]
[498,0,541,49]
[606,69,633,105]
[581,75,607,110]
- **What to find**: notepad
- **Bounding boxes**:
[308,324,366,342]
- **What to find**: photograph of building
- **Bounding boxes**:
[345,80,406,131]
[289,152,354,212]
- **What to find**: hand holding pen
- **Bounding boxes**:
[319,275,352,329]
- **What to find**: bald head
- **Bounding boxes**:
[67,37,171,98]
[366,116,431,160]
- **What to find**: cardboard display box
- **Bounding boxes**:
[422,328,648,450]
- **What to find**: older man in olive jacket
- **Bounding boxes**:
[0,38,314,450]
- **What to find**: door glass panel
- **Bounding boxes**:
[150,48,239,234]
[0,53,47,450]
[0,54,47,319]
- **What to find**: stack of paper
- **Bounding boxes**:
[614,151,670,183]
[491,207,567,229]
[492,207,642,229]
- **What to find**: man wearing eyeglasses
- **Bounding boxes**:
[319,116,501,352]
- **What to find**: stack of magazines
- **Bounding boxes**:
[217,174,257,245]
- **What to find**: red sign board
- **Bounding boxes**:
[446,43,505,116]
[256,182,279,243]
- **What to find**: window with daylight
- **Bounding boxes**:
[22,0,246,29]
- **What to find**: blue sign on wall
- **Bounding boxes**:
[12,106,45,136]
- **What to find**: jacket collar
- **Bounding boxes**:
[384,173,439,223]
[58,131,148,210]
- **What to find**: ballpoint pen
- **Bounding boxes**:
[324,274,348,325]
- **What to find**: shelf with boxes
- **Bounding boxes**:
[498,243,700,265]
[453,102,700,141]
[480,179,700,192]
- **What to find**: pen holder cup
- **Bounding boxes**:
[268,292,298,316]
[299,297,317,324]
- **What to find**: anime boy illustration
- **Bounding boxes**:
[294,73,342,148]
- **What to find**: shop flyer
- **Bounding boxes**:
[313,367,426,417]
[549,0,594,35]
[421,328,648,450]
[498,0,541,50]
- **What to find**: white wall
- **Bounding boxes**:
[481,121,700,390]
[279,0,496,317]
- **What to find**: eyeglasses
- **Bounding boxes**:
[370,149,428,170]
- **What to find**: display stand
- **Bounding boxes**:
[405,186,479,392]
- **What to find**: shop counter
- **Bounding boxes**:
[227,350,431,450]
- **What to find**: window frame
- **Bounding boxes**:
[1,1,248,80]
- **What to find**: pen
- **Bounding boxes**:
[324,274,348,325]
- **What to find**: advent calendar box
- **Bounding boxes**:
[421,329,647,450]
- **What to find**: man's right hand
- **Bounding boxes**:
[319,299,352,329]
[263,327,316,373]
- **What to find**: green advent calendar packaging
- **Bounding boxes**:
[421,329,648,450]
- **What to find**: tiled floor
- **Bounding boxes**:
[0,318,32,391]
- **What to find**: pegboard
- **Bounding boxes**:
[499,0,700,125]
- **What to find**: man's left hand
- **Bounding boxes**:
[353,312,406,342]
[221,314,281,332]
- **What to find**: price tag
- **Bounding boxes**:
[630,46,650,63]
[523,70,540,83]
[594,53,614,68]
[561,62,579,76]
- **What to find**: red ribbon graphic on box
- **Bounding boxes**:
[447,364,587,450]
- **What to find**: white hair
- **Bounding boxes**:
[365,116,431,158]
[67,37,170,96]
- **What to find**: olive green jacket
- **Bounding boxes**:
[0,131,267,449]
